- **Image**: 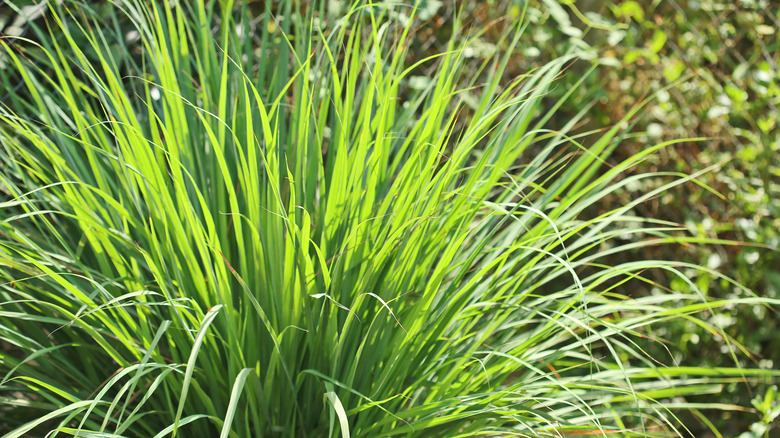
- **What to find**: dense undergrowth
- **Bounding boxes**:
[0,1,777,436]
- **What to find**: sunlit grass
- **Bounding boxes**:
[0,1,777,436]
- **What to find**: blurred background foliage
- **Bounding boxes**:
[1,0,778,435]
[427,1,780,435]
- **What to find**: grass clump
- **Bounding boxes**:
[0,1,776,436]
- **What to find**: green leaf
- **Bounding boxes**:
[219,368,253,438]
[615,1,645,23]
[324,383,350,438]
[649,29,667,53]
[663,59,686,82]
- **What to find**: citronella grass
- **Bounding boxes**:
[0,1,777,437]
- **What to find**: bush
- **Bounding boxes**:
[0,1,776,436]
